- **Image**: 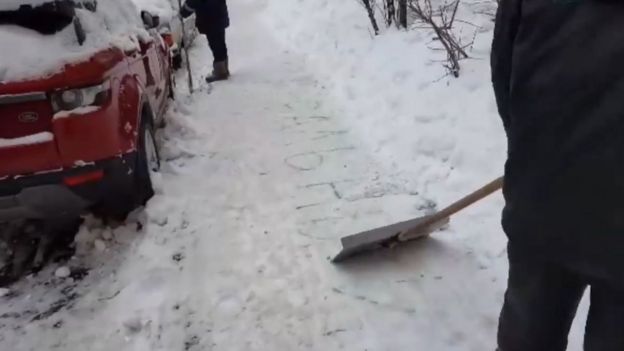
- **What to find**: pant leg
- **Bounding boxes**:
[205,27,228,63]
[584,283,624,351]
[497,247,587,351]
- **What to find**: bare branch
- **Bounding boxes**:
[408,0,468,77]
[361,0,380,35]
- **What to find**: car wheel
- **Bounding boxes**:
[167,73,175,101]
[94,114,160,222]
[172,52,183,71]
[134,117,160,207]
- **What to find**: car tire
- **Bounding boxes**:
[134,116,160,207]
[94,111,160,222]
[172,52,183,71]
[167,73,175,101]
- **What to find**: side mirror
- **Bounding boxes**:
[141,11,160,29]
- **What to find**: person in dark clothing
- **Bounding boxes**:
[180,0,230,82]
[492,0,624,350]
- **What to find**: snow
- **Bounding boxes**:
[131,0,177,21]
[0,25,82,82]
[0,131,53,148]
[53,105,101,120]
[94,239,107,252]
[0,288,9,297]
[0,0,590,350]
[54,266,71,279]
[101,229,114,241]
[0,1,147,82]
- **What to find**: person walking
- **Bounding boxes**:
[492,0,624,350]
[180,0,230,83]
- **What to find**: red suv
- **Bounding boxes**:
[0,0,172,221]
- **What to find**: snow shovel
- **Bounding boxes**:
[332,176,504,263]
[177,0,194,94]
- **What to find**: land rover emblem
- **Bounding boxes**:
[18,112,39,123]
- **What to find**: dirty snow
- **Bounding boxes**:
[0,131,53,148]
[0,0,590,350]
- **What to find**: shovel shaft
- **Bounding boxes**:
[177,0,194,94]
[398,176,504,241]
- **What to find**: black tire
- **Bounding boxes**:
[134,116,160,206]
[94,109,160,221]
[172,52,183,71]
[167,74,175,101]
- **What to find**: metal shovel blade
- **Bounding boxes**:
[332,177,504,263]
[332,215,449,263]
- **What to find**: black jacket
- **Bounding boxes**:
[492,0,624,284]
[181,0,229,33]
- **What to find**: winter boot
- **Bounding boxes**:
[205,60,230,83]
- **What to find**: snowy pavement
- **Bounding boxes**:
[0,0,589,350]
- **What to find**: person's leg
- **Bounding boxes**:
[583,282,624,351]
[205,27,229,82]
[497,247,587,351]
[206,27,228,63]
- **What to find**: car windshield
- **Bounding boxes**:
[0,0,94,34]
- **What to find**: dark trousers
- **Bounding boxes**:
[205,27,228,63]
[498,249,624,351]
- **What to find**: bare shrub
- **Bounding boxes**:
[409,0,471,77]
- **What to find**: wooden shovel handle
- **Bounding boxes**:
[398,176,504,241]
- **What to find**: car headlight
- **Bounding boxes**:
[51,81,111,113]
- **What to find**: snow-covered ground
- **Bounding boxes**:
[0,0,590,350]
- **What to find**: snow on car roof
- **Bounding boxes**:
[0,1,149,83]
